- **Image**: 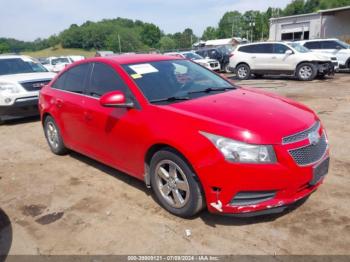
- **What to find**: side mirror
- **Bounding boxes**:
[335,45,342,50]
[100,90,134,108]
[285,50,293,55]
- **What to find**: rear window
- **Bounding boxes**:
[52,63,90,94]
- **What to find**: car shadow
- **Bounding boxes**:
[1,116,40,126]
[68,151,309,226]
[0,209,13,261]
[68,151,151,196]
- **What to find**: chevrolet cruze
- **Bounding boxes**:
[39,55,329,217]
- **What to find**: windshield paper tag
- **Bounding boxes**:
[129,64,158,75]
[131,73,142,79]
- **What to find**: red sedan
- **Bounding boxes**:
[39,54,329,217]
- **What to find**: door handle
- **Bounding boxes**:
[55,99,63,108]
[251,56,256,59]
[271,56,277,59]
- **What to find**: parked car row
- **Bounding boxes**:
[229,38,350,81]
[39,55,85,73]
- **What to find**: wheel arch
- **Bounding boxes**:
[144,143,203,188]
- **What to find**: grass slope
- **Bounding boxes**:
[21,46,95,58]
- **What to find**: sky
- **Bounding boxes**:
[0,0,291,41]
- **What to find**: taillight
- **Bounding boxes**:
[229,53,234,58]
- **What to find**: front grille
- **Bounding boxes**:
[331,57,337,61]
[210,62,219,68]
[21,80,51,91]
[282,121,320,144]
[289,133,328,166]
[230,191,276,206]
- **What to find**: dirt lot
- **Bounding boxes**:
[0,73,350,255]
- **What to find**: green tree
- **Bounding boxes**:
[159,36,176,51]
[140,23,161,48]
[0,42,10,54]
[283,0,306,16]
[202,27,218,40]
[217,11,242,38]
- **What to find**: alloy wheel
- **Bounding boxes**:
[155,160,190,208]
[46,121,59,149]
[299,65,313,80]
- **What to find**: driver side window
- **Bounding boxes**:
[273,44,290,54]
[87,62,128,97]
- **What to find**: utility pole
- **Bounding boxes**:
[118,34,121,54]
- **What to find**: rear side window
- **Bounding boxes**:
[52,63,90,93]
[321,41,342,49]
[304,41,321,49]
[238,45,254,53]
[88,62,127,97]
[241,44,273,54]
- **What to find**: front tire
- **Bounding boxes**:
[44,116,68,155]
[224,64,232,73]
[150,149,205,218]
[235,64,251,80]
[296,63,317,81]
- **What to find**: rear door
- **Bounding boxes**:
[251,44,273,70]
[50,63,91,150]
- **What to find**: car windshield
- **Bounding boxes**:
[183,52,203,60]
[52,57,70,65]
[0,58,48,76]
[288,43,310,53]
[122,59,235,103]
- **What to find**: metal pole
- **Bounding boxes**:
[118,34,121,54]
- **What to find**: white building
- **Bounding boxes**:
[269,6,350,41]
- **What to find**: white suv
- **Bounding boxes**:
[297,39,350,69]
[164,52,221,71]
[0,55,56,123]
[230,42,334,81]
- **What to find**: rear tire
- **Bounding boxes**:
[224,64,232,73]
[150,149,205,218]
[44,116,68,155]
[296,63,317,81]
[235,64,251,80]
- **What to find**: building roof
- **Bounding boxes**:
[270,5,350,21]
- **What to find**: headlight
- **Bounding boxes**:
[0,81,21,94]
[200,131,277,163]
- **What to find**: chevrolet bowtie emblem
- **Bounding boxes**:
[308,131,320,145]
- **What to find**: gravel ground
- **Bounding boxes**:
[0,73,349,255]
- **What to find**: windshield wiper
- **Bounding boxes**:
[188,86,235,94]
[150,96,190,103]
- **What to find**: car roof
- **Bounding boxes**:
[297,38,339,42]
[85,54,182,65]
[0,54,32,60]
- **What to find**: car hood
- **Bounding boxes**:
[194,58,219,64]
[303,52,331,61]
[165,88,317,144]
[0,72,56,83]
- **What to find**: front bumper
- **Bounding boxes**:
[195,139,329,216]
[0,96,39,120]
[317,62,335,75]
